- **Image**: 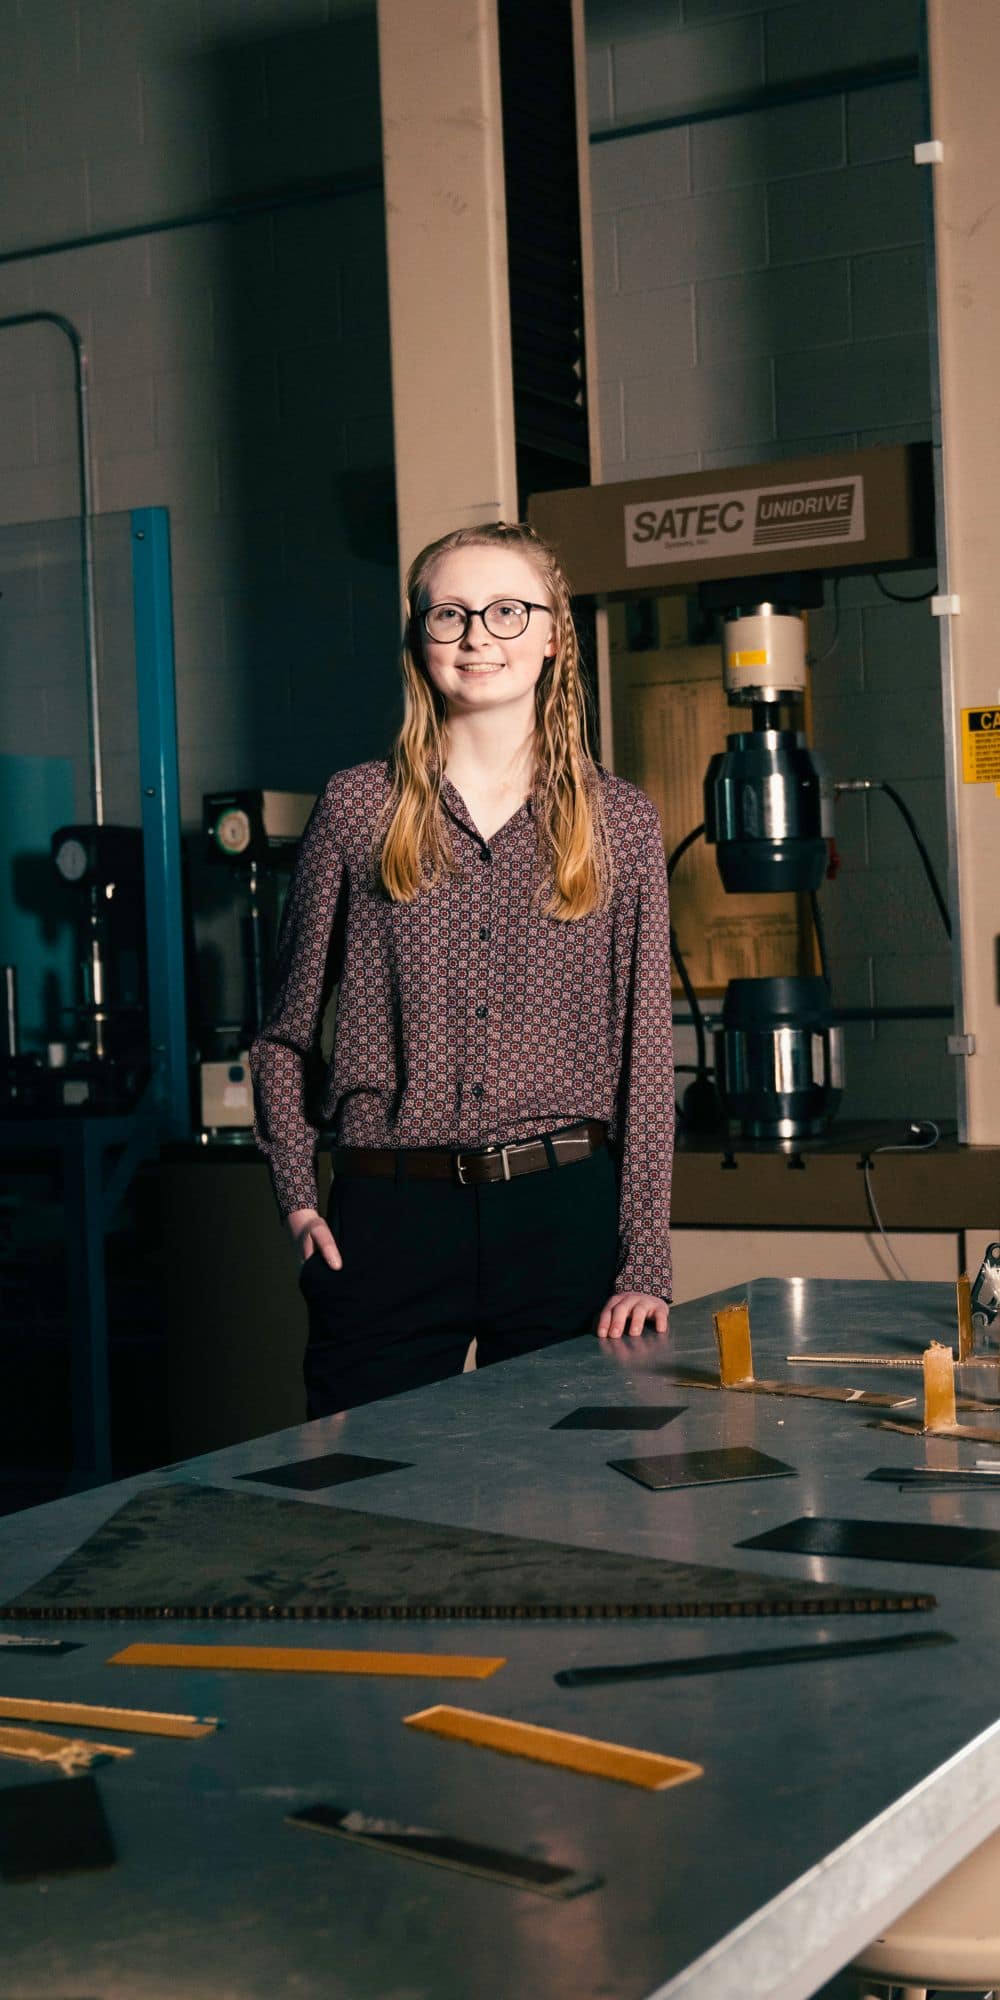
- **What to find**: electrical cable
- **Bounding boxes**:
[665,823,726,1131]
[666,825,710,1077]
[873,573,939,604]
[666,824,706,885]
[670,924,708,1080]
[807,574,842,666]
[877,782,952,938]
[834,780,952,939]
[862,1122,941,1282]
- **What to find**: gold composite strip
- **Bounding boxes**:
[924,1342,958,1431]
[404,1705,703,1791]
[110,1643,506,1679]
[713,1301,753,1385]
[0,1695,218,1739]
[957,1274,975,1359]
[0,1722,133,1775]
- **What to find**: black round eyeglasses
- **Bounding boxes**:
[420,598,551,643]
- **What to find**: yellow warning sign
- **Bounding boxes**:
[961,708,1000,785]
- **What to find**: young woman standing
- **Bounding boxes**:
[250,522,673,1418]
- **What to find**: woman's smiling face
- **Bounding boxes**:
[418,545,556,717]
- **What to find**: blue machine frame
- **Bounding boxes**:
[132,506,190,1140]
[0,508,191,1488]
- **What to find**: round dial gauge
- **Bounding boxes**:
[214,808,252,856]
[54,837,88,882]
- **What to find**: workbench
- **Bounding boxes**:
[2,1277,1000,2000]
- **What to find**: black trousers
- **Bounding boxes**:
[299,1136,620,1417]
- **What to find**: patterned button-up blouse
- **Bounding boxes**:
[249,758,674,1300]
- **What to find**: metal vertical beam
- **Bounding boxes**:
[567,0,614,765]
[924,4,1000,1144]
[62,1123,112,1484]
[131,507,190,1140]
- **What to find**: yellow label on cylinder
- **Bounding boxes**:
[728,649,768,669]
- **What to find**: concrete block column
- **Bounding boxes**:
[376,0,518,570]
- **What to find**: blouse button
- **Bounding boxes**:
[472,1083,484,1098]
[475,1004,487,1019]
[479,926,489,940]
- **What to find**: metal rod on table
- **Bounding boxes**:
[787,1353,1000,1369]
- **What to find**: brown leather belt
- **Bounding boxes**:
[331,1120,608,1187]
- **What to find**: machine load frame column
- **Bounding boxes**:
[925,2,1000,1145]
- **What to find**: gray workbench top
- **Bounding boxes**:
[3,1277,1000,2000]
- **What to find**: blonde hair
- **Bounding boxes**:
[375,521,613,919]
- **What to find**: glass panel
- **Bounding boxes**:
[0,510,140,1077]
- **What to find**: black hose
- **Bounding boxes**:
[665,824,711,1076]
[876,782,952,940]
[670,923,708,1076]
[666,824,705,885]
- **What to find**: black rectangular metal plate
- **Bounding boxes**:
[287,1803,601,1897]
[739,1516,1000,1569]
[0,1635,82,1656]
[235,1452,411,1490]
[551,1406,685,1431]
[867,1467,1000,1491]
[608,1447,796,1492]
[0,1775,115,1882]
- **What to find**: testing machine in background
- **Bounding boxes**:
[198,790,315,1136]
[530,442,944,1142]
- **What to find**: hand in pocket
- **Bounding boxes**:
[287,1206,343,1273]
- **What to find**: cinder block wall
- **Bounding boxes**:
[585,0,953,1124]
[0,0,398,1046]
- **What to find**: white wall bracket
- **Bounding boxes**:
[915,139,945,164]
[947,1034,977,1057]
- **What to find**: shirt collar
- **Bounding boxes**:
[440,775,534,845]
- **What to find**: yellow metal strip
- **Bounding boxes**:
[0,1694,218,1739]
[0,1723,133,1775]
[957,1274,975,1360]
[111,1643,506,1679]
[924,1342,958,1430]
[714,1301,753,1385]
[404,1705,703,1792]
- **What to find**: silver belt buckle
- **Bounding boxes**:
[455,1144,512,1185]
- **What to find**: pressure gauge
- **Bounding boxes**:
[213,807,252,857]
[54,836,88,882]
